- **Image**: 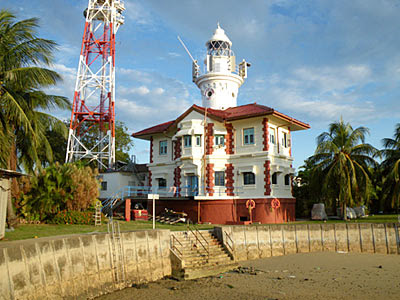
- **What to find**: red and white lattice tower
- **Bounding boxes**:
[66,0,124,169]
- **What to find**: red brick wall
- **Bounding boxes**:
[225,123,234,154]
[264,160,271,195]
[150,136,153,163]
[262,118,269,151]
[289,128,292,157]
[206,123,214,155]
[225,163,234,196]
[148,198,296,224]
[148,170,152,187]
[174,137,181,160]
[206,163,214,196]
[173,167,181,196]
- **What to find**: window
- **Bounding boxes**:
[215,135,225,146]
[184,135,192,148]
[157,178,166,189]
[243,172,255,185]
[272,172,278,185]
[270,128,276,144]
[195,135,202,147]
[214,171,225,186]
[159,140,167,155]
[282,132,289,148]
[101,181,107,191]
[243,128,255,145]
[285,174,290,186]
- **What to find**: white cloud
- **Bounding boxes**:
[46,63,76,99]
[153,87,165,95]
[291,64,372,93]
[168,52,181,58]
[124,0,153,25]
[131,86,150,95]
[242,63,381,126]
[115,67,194,131]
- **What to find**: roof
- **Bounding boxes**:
[0,168,27,179]
[132,120,175,138]
[132,103,310,140]
[207,23,232,46]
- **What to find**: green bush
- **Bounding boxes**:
[19,162,99,221]
[50,210,95,225]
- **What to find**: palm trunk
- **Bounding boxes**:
[6,140,18,228]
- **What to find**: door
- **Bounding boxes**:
[187,176,198,196]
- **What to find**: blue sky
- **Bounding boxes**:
[3,0,400,169]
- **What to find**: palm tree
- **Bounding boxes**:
[0,10,70,225]
[0,9,69,170]
[309,118,377,220]
[380,123,400,213]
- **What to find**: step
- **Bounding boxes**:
[176,246,225,254]
[182,251,231,260]
[175,238,219,244]
[183,253,230,262]
[178,245,225,253]
[182,261,238,280]
[172,248,229,257]
[184,257,233,267]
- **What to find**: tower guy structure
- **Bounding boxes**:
[66,0,125,169]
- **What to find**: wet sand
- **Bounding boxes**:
[97,252,400,300]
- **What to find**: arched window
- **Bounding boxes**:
[272,172,278,185]
[284,174,290,186]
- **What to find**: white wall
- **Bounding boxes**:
[0,178,9,239]
[148,114,295,199]
[99,172,138,199]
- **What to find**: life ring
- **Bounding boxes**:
[271,198,281,209]
[246,199,256,209]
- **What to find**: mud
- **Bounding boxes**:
[97,252,400,300]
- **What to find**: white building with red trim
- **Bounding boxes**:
[132,25,310,224]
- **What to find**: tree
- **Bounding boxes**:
[45,120,134,167]
[0,9,69,170]
[19,163,99,222]
[380,123,400,212]
[309,118,377,220]
[0,10,69,225]
[115,121,134,163]
[293,158,333,218]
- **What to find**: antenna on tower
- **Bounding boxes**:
[177,36,200,81]
[177,36,198,66]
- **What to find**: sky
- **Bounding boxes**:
[2,0,400,170]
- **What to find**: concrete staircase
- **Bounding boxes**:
[170,230,237,280]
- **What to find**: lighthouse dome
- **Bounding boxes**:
[206,23,232,47]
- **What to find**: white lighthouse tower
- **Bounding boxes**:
[193,24,249,110]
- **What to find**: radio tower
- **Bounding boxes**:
[66,0,125,169]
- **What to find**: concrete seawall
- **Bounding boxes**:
[0,230,171,300]
[1,223,399,299]
[214,223,400,261]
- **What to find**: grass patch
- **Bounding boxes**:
[2,215,399,242]
[288,214,400,225]
[1,220,214,242]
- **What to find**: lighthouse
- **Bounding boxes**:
[133,22,311,226]
[193,23,250,110]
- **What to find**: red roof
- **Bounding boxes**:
[132,120,175,137]
[132,103,310,139]
[192,103,274,120]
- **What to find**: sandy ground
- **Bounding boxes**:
[97,252,400,300]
